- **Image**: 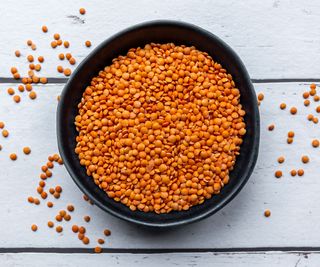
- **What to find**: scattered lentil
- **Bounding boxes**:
[10,153,17,161]
[312,139,319,147]
[277,156,285,164]
[275,170,282,178]
[264,210,271,217]
[268,124,275,131]
[23,147,31,155]
[280,103,286,110]
[64,41,70,48]
[31,224,38,231]
[301,155,309,164]
[13,95,21,103]
[103,229,111,236]
[56,226,63,233]
[29,91,37,100]
[290,107,297,115]
[72,225,79,233]
[290,170,297,177]
[98,239,105,245]
[297,169,304,176]
[84,216,90,222]
[2,129,9,137]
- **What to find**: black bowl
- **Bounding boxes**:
[57,20,260,228]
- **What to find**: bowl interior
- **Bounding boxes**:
[57,21,259,227]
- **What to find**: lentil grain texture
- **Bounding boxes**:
[75,43,246,214]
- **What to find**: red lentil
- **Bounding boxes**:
[31,224,38,231]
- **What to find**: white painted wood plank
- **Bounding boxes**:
[0,0,320,79]
[0,82,320,248]
[0,252,316,267]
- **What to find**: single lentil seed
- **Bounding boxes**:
[82,237,90,245]
[27,55,34,62]
[2,129,9,137]
[7,88,15,95]
[290,107,297,115]
[69,57,76,65]
[303,92,310,99]
[268,124,274,131]
[67,205,74,212]
[23,147,31,155]
[47,201,53,208]
[312,139,319,147]
[53,33,60,40]
[297,169,304,176]
[79,8,86,14]
[48,221,54,228]
[277,156,285,164]
[13,95,21,103]
[29,91,37,100]
[63,68,71,76]
[55,186,62,193]
[288,131,295,138]
[94,246,102,253]
[98,239,105,244]
[85,40,91,47]
[310,83,317,90]
[42,26,48,32]
[57,66,64,73]
[301,155,309,164]
[84,216,90,222]
[63,41,70,48]
[72,225,79,233]
[264,210,271,217]
[10,153,17,160]
[290,170,297,177]
[31,224,38,231]
[275,170,282,178]
[280,103,286,110]
[103,229,111,236]
[51,41,57,48]
[257,93,264,101]
[56,226,63,233]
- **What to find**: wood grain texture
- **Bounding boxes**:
[0,0,320,79]
[0,82,319,248]
[0,252,316,267]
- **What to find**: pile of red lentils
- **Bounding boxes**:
[75,43,246,214]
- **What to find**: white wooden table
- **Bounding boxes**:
[0,0,320,266]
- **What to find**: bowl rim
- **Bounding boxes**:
[57,20,260,227]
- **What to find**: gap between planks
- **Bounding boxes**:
[0,78,320,84]
[1,247,320,254]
